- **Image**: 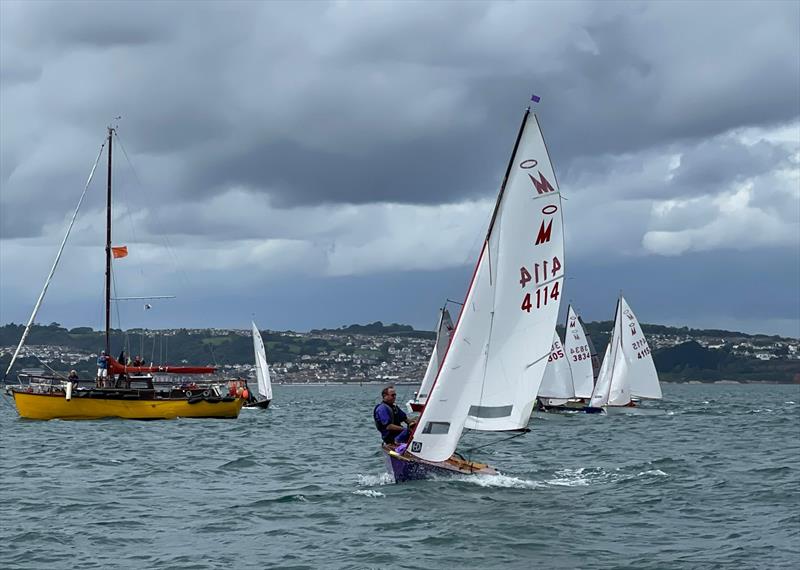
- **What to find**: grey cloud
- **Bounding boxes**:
[670,139,788,190]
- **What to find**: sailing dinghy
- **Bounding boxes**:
[537,305,597,412]
[407,305,454,413]
[243,321,273,409]
[588,296,662,413]
[384,103,565,482]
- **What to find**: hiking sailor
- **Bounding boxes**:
[374,385,416,445]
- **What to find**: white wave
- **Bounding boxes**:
[637,469,668,478]
[547,469,591,487]
[356,473,394,486]
[448,473,543,489]
[352,489,385,498]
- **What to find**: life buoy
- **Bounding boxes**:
[242,389,249,400]
[184,390,192,397]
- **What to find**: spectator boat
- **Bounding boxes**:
[2,126,244,420]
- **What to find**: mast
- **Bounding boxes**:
[485,107,530,240]
[105,127,113,354]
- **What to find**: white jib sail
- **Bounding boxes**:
[589,342,613,408]
[252,321,272,401]
[564,306,595,399]
[410,111,564,462]
[589,300,622,408]
[618,297,662,399]
[416,308,454,404]
[537,331,574,399]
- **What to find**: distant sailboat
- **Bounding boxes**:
[243,321,272,409]
[589,296,661,412]
[383,102,565,482]
[537,305,596,412]
[407,306,454,413]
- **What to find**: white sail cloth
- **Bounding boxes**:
[618,297,661,399]
[538,332,573,398]
[416,308,454,404]
[538,306,596,400]
[411,111,565,462]
[252,321,272,401]
[589,297,661,407]
[564,306,595,398]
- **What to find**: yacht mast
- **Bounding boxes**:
[105,127,113,354]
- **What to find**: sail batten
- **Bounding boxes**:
[410,110,565,462]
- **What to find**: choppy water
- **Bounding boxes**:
[1,383,798,569]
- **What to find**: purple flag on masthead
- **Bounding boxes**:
[530,94,541,103]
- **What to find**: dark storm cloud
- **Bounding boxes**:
[2,0,797,233]
[1,1,798,336]
[177,125,509,208]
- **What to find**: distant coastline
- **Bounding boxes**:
[2,322,799,384]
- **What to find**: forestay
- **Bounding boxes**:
[564,306,595,399]
[252,321,272,401]
[538,332,573,399]
[589,300,621,408]
[410,110,564,462]
[416,308,454,404]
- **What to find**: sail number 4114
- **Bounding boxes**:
[521,282,560,312]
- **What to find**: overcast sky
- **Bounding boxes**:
[1,0,798,338]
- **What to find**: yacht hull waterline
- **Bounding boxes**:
[9,390,243,420]
[243,399,271,410]
[382,444,497,483]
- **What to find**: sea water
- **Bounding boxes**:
[0,383,798,569]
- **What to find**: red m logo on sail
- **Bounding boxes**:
[528,171,555,194]
[535,219,553,245]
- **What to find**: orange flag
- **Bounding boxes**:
[111,246,128,259]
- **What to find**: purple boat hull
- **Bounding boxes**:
[381,445,498,483]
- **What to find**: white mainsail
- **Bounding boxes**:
[618,297,662,399]
[252,321,272,401]
[410,110,564,462]
[564,305,595,398]
[537,332,573,399]
[416,308,454,404]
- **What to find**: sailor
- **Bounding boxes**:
[373,385,416,445]
[68,370,80,389]
[96,351,108,387]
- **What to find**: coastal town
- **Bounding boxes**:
[1,323,798,384]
